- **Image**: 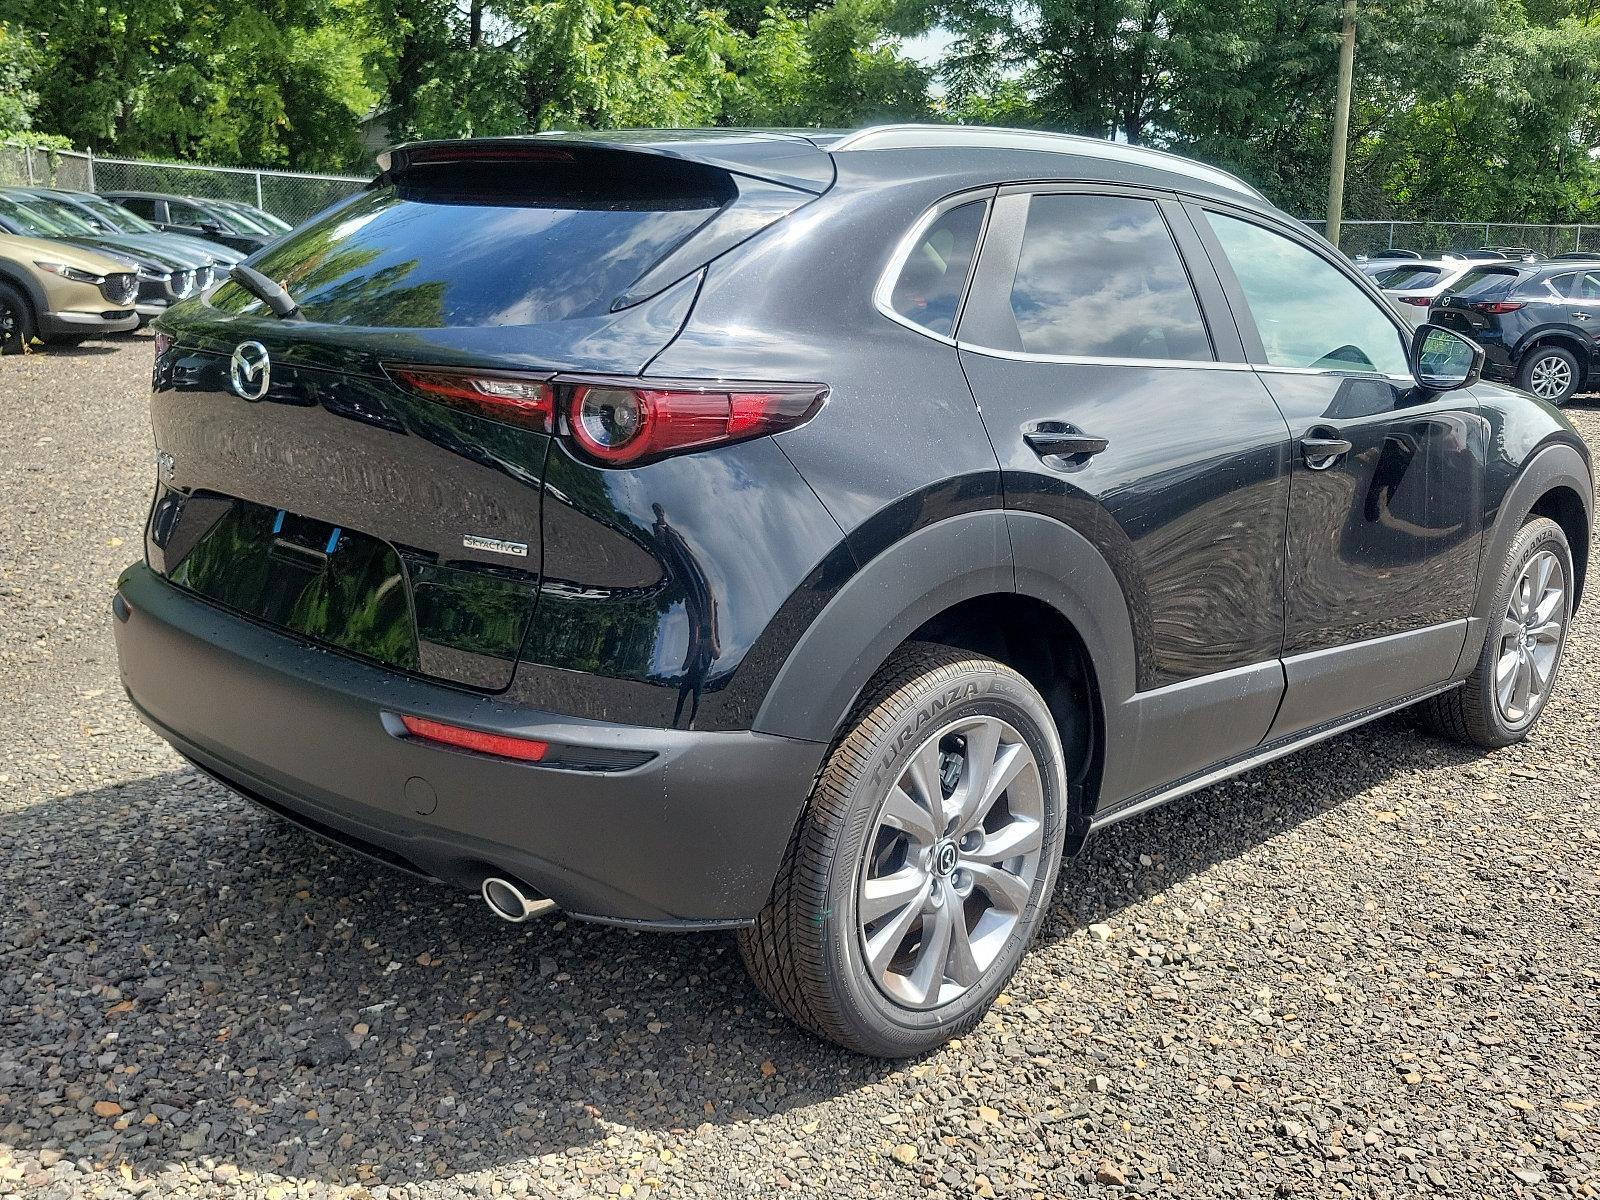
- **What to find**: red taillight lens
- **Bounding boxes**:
[153,331,175,356]
[1470,300,1525,314]
[400,715,548,762]
[389,367,554,431]
[563,383,827,466]
[1400,296,1431,306]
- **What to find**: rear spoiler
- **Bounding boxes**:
[378,131,836,195]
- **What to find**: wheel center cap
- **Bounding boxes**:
[933,841,959,876]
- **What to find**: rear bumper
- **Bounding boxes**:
[112,563,825,927]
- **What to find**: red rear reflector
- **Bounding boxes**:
[389,367,553,431]
[400,715,548,762]
[1471,300,1524,314]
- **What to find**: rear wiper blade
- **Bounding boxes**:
[229,263,302,320]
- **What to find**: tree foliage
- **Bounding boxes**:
[6,0,1599,223]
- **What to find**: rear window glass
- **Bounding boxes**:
[1004,194,1211,361]
[1374,265,1440,288]
[889,201,985,336]
[1451,266,1522,297]
[209,157,733,328]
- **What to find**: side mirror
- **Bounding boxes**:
[199,220,225,234]
[1411,323,1484,392]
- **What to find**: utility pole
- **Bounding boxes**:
[1326,0,1357,248]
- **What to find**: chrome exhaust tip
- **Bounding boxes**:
[481,876,557,923]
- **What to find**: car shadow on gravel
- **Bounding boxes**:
[0,712,1480,1186]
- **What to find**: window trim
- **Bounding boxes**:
[1183,199,1415,381]
[872,187,998,345]
[954,183,1226,366]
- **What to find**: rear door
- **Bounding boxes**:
[147,146,798,693]
[954,185,1292,807]
[1188,203,1485,739]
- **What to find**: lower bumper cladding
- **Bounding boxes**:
[112,563,826,928]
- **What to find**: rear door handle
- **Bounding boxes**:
[1300,426,1353,470]
[1024,423,1109,462]
[1572,311,1591,321]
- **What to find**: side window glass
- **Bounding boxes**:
[121,197,154,219]
[1004,195,1211,360]
[1578,272,1600,300]
[888,201,985,337]
[1548,273,1579,298]
[1205,211,1409,375]
[167,202,203,224]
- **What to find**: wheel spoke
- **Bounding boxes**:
[1529,619,1563,647]
[950,719,1002,835]
[1511,653,1533,715]
[860,865,929,924]
[907,896,954,1006]
[901,739,947,835]
[965,815,1043,865]
[864,874,931,976]
[943,891,983,989]
[966,861,1032,914]
[956,739,1029,839]
[879,785,939,846]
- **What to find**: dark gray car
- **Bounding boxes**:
[114,127,1592,1055]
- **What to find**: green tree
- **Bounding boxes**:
[0,23,42,132]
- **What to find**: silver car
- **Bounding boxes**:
[1369,257,1480,326]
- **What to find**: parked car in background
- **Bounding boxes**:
[209,199,293,236]
[0,231,137,352]
[0,190,207,324]
[102,192,273,254]
[17,186,242,277]
[1432,259,1600,404]
[1369,257,1478,326]
[115,128,1592,1057]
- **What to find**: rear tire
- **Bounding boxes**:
[0,282,33,354]
[738,642,1068,1057]
[1517,345,1581,406]
[1419,516,1573,748]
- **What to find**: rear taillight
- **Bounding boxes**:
[399,714,548,762]
[385,364,827,466]
[564,383,826,465]
[389,367,554,431]
[1399,296,1431,306]
[1470,300,1525,314]
[153,331,174,358]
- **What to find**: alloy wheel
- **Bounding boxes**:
[1495,549,1566,726]
[1529,355,1574,401]
[857,715,1045,1010]
[0,301,14,345]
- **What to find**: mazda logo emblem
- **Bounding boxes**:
[229,341,271,400]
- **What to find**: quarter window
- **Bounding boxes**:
[1004,195,1211,360]
[1552,271,1600,300]
[1205,212,1408,375]
[888,201,985,337]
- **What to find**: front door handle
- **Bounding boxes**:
[1301,426,1353,470]
[1024,422,1109,462]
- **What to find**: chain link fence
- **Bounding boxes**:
[0,142,368,225]
[6,141,1600,254]
[1322,220,1600,259]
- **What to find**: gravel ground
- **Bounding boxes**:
[1,334,1598,1200]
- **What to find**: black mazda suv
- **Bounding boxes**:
[114,127,1594,1056]
[1432,259,1600,405]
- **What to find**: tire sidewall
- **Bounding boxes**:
[819,667,1067,1055]
[1477,518,1573,742]
[0,282,31,354]
[1520,346,1580,406]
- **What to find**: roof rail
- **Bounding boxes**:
[830,124,1265,201]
